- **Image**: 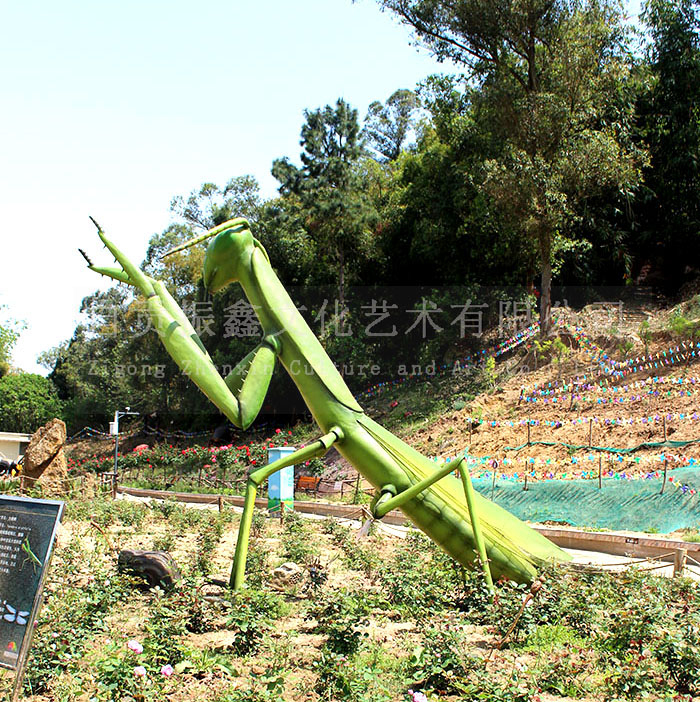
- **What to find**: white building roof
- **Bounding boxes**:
[0,432,33,442]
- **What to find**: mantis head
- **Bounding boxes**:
[163,217,268,293]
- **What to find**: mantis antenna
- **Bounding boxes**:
[161,218,251,259]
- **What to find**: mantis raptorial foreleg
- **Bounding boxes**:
[231,428,343,589]
[85,222,276,429]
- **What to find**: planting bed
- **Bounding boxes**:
[1,491,698,702]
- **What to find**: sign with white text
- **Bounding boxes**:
[0,495,63,673]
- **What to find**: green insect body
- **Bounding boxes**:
[85,217,570,589]
[21,536,41,573]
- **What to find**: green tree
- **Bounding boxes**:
[47,288,133,430]
[272,98,378,304]
[636,0,700,286]
[0,373,63,433]
[0,307,24,377]
[363,88,420,161]
[376,0,645,334]
[170,175,262,231]
[376,74,534,287]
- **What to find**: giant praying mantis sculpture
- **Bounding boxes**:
[82,217,570,589]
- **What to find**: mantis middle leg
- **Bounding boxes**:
[231,427,343,589]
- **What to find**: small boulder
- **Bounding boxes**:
[118,550,181,590]
[270,562,304,590]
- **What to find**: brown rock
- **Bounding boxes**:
[22,418,68,495]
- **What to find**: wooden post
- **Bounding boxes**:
[674,548,687,577]
[527,422,531,446]
[588,419,593,448]
[518,388,523,405]
[218,495,223,513]
[523,462,528,492]
[661,459,668,494]
[598,455,602,489]
[353,473,361,503]
[198,466,202,487]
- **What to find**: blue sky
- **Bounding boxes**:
[0,0,641,374]
[1,0,463,373]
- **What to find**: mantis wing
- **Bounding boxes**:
[358,416,571,582]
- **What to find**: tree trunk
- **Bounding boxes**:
[539,236,552,337]
[338,245,345,308]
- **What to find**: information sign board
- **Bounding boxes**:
[0,495,63,675]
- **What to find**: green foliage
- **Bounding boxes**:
[668,307,700,338]
[144,588,189,665]
[280,510,317,563]
[378,531,466,614]
[0,372,63,433]
[192,513,227,575]
[519,623,588,652]
[215,670,285,702]
[24,539,132,695]
[530,649,594,698]
[246,539,270,589]
[363,88,419,161]
[379,0,644,331]
[637,0,700,285]
[656,623,700,695]
[310,589,372,655]
[408,625,476,694]
[483,356,497,390]
[225,590,286,656]
[272,98,379,303]
[639,319,652,353]
[67,494,148,527]
[170,176,262,231]
[0,306,23,377]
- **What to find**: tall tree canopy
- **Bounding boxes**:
[0,307,23,377]
[272,98,378,304]
[636,0,700,286]
[376,0,645,333]
[363,88,420,161]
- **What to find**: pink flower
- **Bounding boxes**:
[127,639,143,654]
[133,666,147,677]
[408,691,428,702]
[160,664,174,677]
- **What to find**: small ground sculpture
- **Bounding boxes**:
[82,217,570,590]
[22,418,69,496]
